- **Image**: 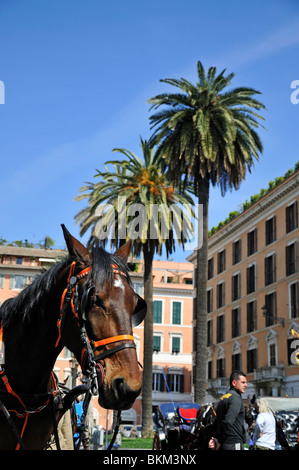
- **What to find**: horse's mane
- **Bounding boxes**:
[0,256,71,328]
[0,246,131,328]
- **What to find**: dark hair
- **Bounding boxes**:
[229,370,246,387]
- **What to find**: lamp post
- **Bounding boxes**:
[261,305,285,327]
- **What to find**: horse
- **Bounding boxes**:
[0,225,146,450]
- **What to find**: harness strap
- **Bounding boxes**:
[0,368,59,450]
[93,334,134,349]
[55,263,91,347]
[94,343,136,362]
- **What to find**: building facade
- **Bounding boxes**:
[132,259,194,421]
[188,169,299,399]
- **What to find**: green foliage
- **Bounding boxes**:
[148,60,266,197]
[75,137,195,256]
[120,437,153,449]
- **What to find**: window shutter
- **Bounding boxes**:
[179,374,184,393]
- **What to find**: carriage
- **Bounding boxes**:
[152,402,203,450]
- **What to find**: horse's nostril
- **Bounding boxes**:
[113,378,127,400]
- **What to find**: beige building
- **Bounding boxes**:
[188,168,299,398]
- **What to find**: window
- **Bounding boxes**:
[269,343,276,367]
[9,275,29,290]
[217,282,225,308]
[167,369,184,392]
[16,257,23,265]
[171,336,181,354]
[152,372,164,392]
[233,239,241,264]
[247,229,257,256]
[153,300,162,323]
[232,353,241,371]
[0,274,4,289]
[289,282,299,318]
[207,320,213,346]
[231,307,240,338]
[247,301,256,332]
[208,258,214,280]
[286,201,298,233]
[218,250,226,274]
[153,335,161,353]
[266,329,278,367]
[286,242,297,276]
[216,358,225,378]
[172,301,181,325]
[217,315,225,343]
[207,288,213,313]
[232,273,241,301]
[132,282,143,296]
[265,253,276,285]
[265,292,277,326]
[247,265,256,294]
[247,348,257,373]
[266,216,276,245]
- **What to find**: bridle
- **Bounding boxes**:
[56,260,146,394]
[0,259,146,450]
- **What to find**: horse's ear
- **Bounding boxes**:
[61,224,91,265]
[114,240,132,262]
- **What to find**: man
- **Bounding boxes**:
[213,370,248,450]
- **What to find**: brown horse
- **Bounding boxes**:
[0,225,146,449]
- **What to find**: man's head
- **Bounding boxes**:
[229,370,247,394]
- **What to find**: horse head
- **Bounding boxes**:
[60,225,146,411]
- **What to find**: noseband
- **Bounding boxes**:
[56,261,143,394]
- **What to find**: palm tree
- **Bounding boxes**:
[75,138,194,436]
[148,61,266,403]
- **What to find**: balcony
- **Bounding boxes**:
[254,365,285,382]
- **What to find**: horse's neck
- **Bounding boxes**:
[4,280,65,394]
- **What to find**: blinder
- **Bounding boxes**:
[80,285,95,321]
[80,285,147,328]
[132,295,147,328]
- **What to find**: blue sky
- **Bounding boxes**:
[0,0,298,261]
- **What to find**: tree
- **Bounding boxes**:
[40,236,55,249]
[75,137,194,436]
[148,61,265,403]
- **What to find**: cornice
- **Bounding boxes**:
[153,286,193,297]
[208,173,299,252]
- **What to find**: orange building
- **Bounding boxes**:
[188,167,299,399]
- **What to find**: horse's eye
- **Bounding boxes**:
[95,296,105,309]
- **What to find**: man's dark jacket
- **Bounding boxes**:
[215,387,245,445]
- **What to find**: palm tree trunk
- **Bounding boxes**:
[194,178,209,404]
[141,240,155,437]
